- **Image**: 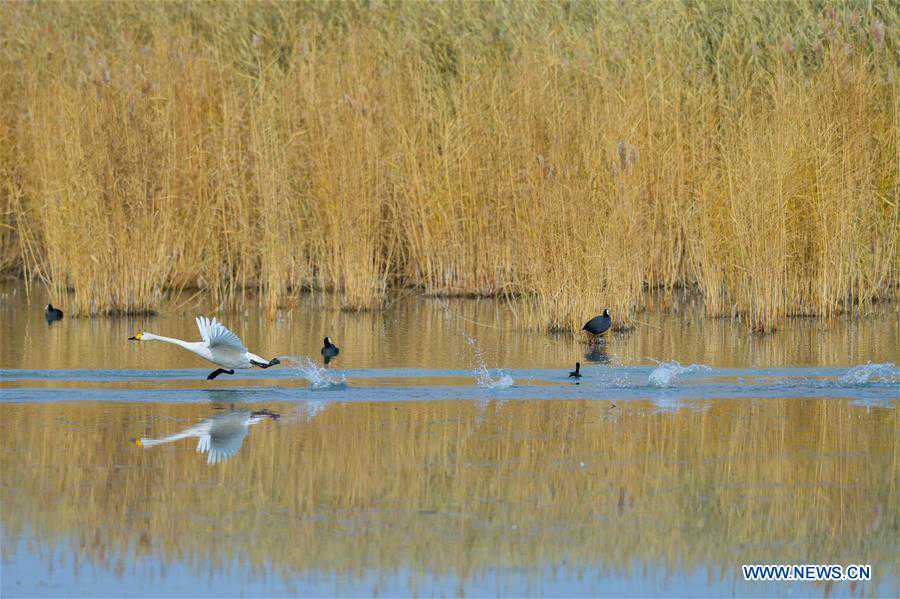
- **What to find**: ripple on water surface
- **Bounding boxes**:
[1,397,896,597]
[1,286,897,596]
[1,363,897,407]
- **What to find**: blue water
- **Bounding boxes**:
[3,362,896,404]
[2,290,897,597]
[2,360,896,598]
[6,536,890,598]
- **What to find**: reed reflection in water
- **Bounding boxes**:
[1,397,896,595]
[2,283,898,372]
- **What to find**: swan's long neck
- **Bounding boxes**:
[140,430,196,447]
[142,332,199,351]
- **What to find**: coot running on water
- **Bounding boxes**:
[569,362,582,379]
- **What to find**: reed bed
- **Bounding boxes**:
[1,399,896,589]
[1,1,896,331]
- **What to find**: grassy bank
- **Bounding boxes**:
[1,1,897,331]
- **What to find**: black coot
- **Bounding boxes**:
[45,303,63,324]
[582,309,611,337]
[321,337,340,365]
[568,362,582,379]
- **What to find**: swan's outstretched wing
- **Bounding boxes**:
[195,316,247,352]
[196,427,248,465]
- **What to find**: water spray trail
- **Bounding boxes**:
[278,355,347,390]
[839,362,898,386]
[466,337,514,389]
[648,360,712,388]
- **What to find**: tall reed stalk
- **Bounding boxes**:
[1,1,896,330]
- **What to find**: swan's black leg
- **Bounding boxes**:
[207,368,234,380]
[251,358,280,369]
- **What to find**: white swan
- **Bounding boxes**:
[134,409,279,464]
[129,316,280,379]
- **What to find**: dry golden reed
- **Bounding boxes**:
[1,1,896,330]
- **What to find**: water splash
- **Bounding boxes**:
[466,337,514,389]
[839,362,898,386]
[648,360,711,388]
[279,356,347,390]
[475,365,514,389]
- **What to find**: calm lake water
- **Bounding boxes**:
[1,283,897,597]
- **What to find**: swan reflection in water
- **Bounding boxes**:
[133,408,279,464]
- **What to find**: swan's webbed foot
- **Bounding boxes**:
[207,368,235,380]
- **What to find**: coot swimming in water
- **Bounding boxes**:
[321,337,340,365]
[45,303,63,324]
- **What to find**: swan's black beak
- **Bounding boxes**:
[268,358,280,366]
[128,336,136,340]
